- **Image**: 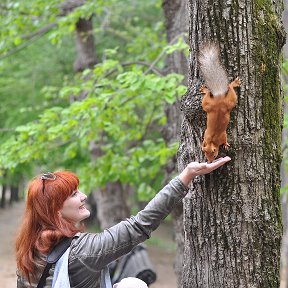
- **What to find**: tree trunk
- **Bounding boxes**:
[1,184,7,208]
[178,1,285,287]
[161,0,188,286]
[73,17,98,72]
[69,14,129,228]
[89,142,130,229]
[94,182,130,229]
[10,185,19,204]
[162,0,189,84]
[60,0,97,72]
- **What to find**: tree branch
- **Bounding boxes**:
[103,61,164,79]
[0,23,57,60]
[59,0,86,15]
[144,32,187,75]
[21,23,57,40]
[0,128,15,132]
[0,0,87,60]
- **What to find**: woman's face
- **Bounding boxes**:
[60,189,90,223]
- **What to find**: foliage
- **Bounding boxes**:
[0,60,185,194]
[0,0,188,199]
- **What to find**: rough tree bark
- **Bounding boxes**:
[161,0,188,286]
[178,0,285,287]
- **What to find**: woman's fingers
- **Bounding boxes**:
[193,156,231,176]
[204,156,231,173]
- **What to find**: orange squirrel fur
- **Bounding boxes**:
[199,44,241,162]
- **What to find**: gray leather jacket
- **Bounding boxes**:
[17,177,188,288]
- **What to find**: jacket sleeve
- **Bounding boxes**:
[68,177,188,271]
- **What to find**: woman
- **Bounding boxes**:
[16,157,231,287]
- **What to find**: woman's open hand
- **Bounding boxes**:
[179,156,231,186]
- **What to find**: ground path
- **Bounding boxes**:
[0,201,24,288]
[0,201,177,288]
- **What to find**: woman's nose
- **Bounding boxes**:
[80,191,87,201]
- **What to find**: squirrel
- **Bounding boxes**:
[198,44,241,162]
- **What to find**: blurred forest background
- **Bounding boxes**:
[1,0,288,287]
[0,0,187,206]
[0,0,187,287]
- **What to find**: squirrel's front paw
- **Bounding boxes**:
[223,143,230,150]
[232,77,241,87]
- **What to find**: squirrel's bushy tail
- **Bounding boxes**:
[199,44,228,97]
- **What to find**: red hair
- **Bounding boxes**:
[16,171,83,283]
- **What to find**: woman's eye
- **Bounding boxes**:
[72,191,78,197]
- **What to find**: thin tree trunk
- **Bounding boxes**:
[94,182,130,229]
[73,17,98,72]
[178,1,285,287]
[67,11,130,228]
[1,184,7,208]
[161,0,188,286]
[89,142,130,229]
[60,1,97,73]
[162,0,189,84]
[10,185,19,204]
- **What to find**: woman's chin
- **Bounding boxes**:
[75,211,91,227]
[79,208,90,219]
